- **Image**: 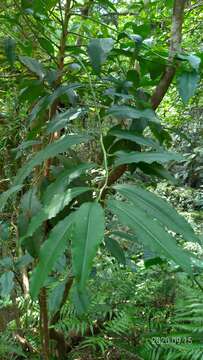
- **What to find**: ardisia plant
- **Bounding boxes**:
[0,0,202,358]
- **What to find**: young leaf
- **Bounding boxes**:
[177,71,200,104]
[22,187,91,239]
[30,213,74,300]
[108,199,192,275]
[13,134,91,185]
[71,202,105,290]
[114,150,183,166]
[88,38,114,74]
[113,184,199,243]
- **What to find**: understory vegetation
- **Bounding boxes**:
[0,0,202,359]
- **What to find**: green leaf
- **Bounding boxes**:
[4,37,16,66]
[88,38,114,74]
[178,54,201,71]
[13,134,91,185]
[0,185,23,212]
[22,187,91,240]
[43,163,94,204]
[105,237,126,265]
[113,184,199,243]
[38,37,54,55]
[0,271,14,298]
[114,150,183,166]
[109,128,159,148]
[71,202,105,290]
[48,280,66,315]
[108,199,192,274]
[18,188,43,258]
[107,105,159,123]
[30,213,74,300]
[0,222,9,241]
[177,71,200,104]
[28,84,82,124]
[46,108,87,134]
[19,56,46,80]
[95,0,117,12]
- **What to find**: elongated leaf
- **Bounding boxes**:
[4,37,16,65]
[88,38,114,74]
[177,71,200,104]
[12,140,42,153]
[30,213,74,300]
[22,187,91,239]
[13,135,90,185]
[38,37,54,55]
[19,56,46,79]
[48,279,66,315]
[107,105,159,123]
[71,202,105,290]
[109,128,159,148]
[0,185,22,212]
[105,237,126,265]
[43,163,94,204]
[114,150,183,166]
[46,107,87,134]
[178,54,201,71]
[0,271,14,298]
[108,199,192,274]
[28,84,82,124]
[114,184,199,243]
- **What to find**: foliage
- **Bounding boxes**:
[0,0,202,358]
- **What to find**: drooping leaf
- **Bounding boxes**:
[12,140,42,153]
[88,38,114,74]
[109,128,159,148]
[18,188,43,258]
[0,222,9,242]
[108,199,192,274]
[38,37,54,55]
[4,37,16,65]
[46,107,87,134]
[71,202,105,290]
[28,84,82,124]
[177,71,200,104]
[0,185,23,212]
[95,0,117,12]
[43,163,94,204]
[113,184,199,243]
[137,162,177,183]
[114,150,183,166]
[48,279,66,315]
[105,237,126,265]
[0,271,14,298]
[30,213,74,300]
[13,134,91,185]
[107,105,159,123]
[22,187,91,240]
[19,56,46,79]
[178,54,201,71]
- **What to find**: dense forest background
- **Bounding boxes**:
[0,0,203,359]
